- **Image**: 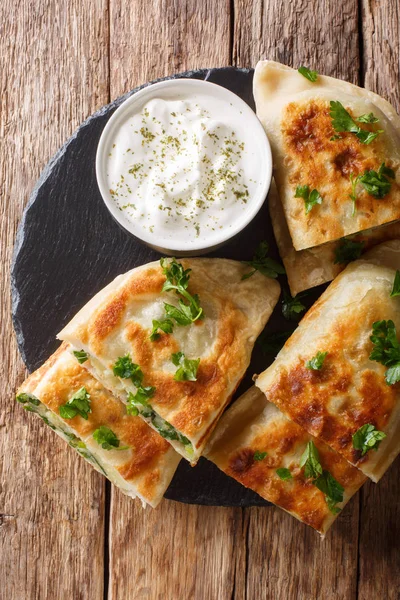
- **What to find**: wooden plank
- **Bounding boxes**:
[233,2,361,599]
[0,1,109,598]
[358,3,400,597]
[107,3,239,598]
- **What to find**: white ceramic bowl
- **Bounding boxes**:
[96,78,272,255]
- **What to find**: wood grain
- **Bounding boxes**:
[358,2,400,597]
[0,1,109,598]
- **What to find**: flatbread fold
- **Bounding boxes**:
[206,386,366,535]
[17,344,180,507]
[58,258,280,463]
[254,60,400,251]
[255,240,400,482]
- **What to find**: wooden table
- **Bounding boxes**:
[1,1,399,598]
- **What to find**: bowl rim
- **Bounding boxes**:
[95,77,272,253]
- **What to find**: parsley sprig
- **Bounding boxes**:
[295,185,323,215]
[160,258,203,326]
[300,441,344,513]
[150,318,174,341]
[282,291,307,321]
[330,101,383,144]
[59,387,91,420]
[334,239,365,265]
[113,354,144,387]
[93,426,129,451]
[172,352,200,381]
[352,423,386,456]
[241,241,285,280]
[127,386,156,417]
[298,66,318,82]
[369,320,400,385]
[349,163,395,212]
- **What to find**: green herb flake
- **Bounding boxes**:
[299,441,323,479]
[330,101,383,144]
[298,66,318,82]
[313,470,344,514]
[276,467,293,480]
[282,291,307,321]
[358,162,395,199]
[16,392,41,406]
[356,113,379,124]
[150,318,174,341]
[161,258,203,324]
[73,349,89,364]
[93,426,129,451]
[113,355,144,387]
[352,423,386,456]
[253,451,268,461]
[369,320,400,385]
[334,239,365,265]
[59,387,91,420]
[171,352,200,381]
[390,271,400,298]
[306,351,327,371]
[241,241,285,280]
[295,185,323,215]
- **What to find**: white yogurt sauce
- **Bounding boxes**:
[106,94,262,245]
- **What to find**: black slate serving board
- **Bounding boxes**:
[11,67,321,506]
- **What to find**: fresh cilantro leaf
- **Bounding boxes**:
[93,426,128,450]
[352,423,386,456]
[298,66,318,82]
[282,291,307,321]
[113,355,143,387]
[306,351,327,371]
[313,470,344,513]
[161,258,203,323]
[150,318,174,341]
[241,241,285,280]
[127,386,156,416]
[369,320,400,385]
[334,239,365,264]
[253,451,267,461]
[73,349,89,364]
[300,441,323,479]
[356,113,379,124]
[330,101,383,144]
[171,352,200,381]
[16,392,41,406]
[276,467,292,480]
[390,271,400,298]
[295,185,323,215]
[358,162,395,199]
[257,330,293,355]
[164,302,193,326]
[59,387,91,420]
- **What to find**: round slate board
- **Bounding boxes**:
[11,67,320,506]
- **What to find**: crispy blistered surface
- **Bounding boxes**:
[58,258,280,455]
[18,345,179,505]
[256,243,400,481]
[206,387,366,534]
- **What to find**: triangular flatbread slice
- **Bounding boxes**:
[58,258,280,463]
[254,60,400,251]
[17,344,180,507]
[255,241,400,481]
[205,386,366,535]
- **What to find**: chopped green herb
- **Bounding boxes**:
[313,470,344,514]
[150,318,174,341]
[358,162,395,199]
[369,320,400,385]
[59,387,91,420]
[161,258,203,324]
[73,349,89,364]
[298,66,318,82]
[276,467,293,480]
[282,291,307,321]
[300,441,323,479]
[306,351,327,371]
[330,101,383,144]
[334,239,365,265]
[172,352,200,381]
[127,386,156,416]
[241,241,285,280]
[253,451,268,461]
[356,113,379,124]
[295,185,323,215]
[93,426,129,451]
[352,423,386,456]
[113,355,144,387]
[257,330,293,355]
[390,271,400,298]
[16,392,41,406]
